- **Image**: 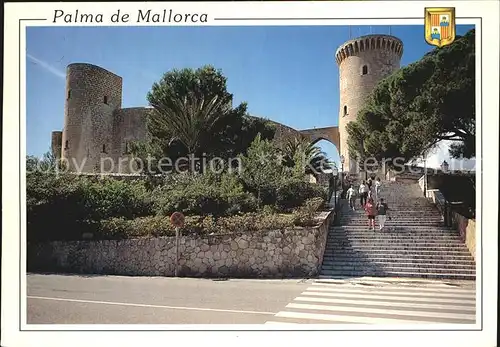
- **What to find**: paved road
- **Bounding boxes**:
[27,274,311,324]
[27,274,476,325]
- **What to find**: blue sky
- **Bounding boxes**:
[26,24,474,165]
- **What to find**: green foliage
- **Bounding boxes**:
[276,178,328,211]
[26,172,153,242]
[98,212,298,240]
[282,137,332,178]
[238,133,287,205]
[292,197,326,227]
[347,29,475,165]
[27,142,328,241]
[135,65,275,174]
[151,172,258,217]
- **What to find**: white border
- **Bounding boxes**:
[3,2,498,347]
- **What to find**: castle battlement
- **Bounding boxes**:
[335,34,403,65]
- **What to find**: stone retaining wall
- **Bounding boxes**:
[28,211,334,278]
[423,188,476,261]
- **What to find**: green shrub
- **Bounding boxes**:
[80,178,153,220]
[276,179,328,211]
[27,172,92,241]
[97,212,296,240]
[152,173,258,217]
[292,197,325,226]
[26,173,153,242]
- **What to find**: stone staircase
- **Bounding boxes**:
[320,180,476,280]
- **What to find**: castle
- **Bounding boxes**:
[51,34,403,175]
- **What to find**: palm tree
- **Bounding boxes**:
[282,137,332,178]
[148,89,232,156]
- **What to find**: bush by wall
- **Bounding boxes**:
[27,172,327,242]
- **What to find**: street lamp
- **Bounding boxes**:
[423,150,428,198]
[332,166,339,211]
[339,155,345,198]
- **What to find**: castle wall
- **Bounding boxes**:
[266,119,303,146]
[51,131,62,159]
[62,63,122,173]
[336,35,403,173]
[111,107,149,173]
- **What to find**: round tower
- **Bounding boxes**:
[335,34,403,173]
[51,131,62,160]
[62,63,123,172]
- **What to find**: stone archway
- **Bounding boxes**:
[299,126,340,155]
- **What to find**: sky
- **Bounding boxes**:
[26,24,475,168]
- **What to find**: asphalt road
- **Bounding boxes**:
[27,274,312,324]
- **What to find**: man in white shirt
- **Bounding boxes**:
[346,184,356,211]
[359,180,368,207]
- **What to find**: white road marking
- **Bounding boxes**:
[285,303,476,321]
[27,296,275,316]
[301,291,475,304]
[311,282,476,293]
[307,286,475,299]
[266,279,477,325]
[294,296,476,311]
[275,311,437,324]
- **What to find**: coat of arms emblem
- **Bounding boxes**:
[425,8,456,47]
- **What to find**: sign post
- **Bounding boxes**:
[170,212,185,277]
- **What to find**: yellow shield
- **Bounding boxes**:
[425,7,456,47]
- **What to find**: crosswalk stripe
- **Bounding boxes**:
[285,303,476,321]
[314,277,471,285]
[294,296,477,311]
[311,282,476,294]
[301,291,475,305]
[275,311,440,324]
[265,279,476,325]
[304,287,475,299]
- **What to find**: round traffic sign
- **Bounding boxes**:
[170,212,185,228]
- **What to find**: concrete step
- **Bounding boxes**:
[335,219,445,223]
[327,238,466,244]
[338,215,443,219]
[319,269,476,280]
[339,211,441,215]
[325,245,471,252]
[331,227,455,233]
[328,231,460,237]
[337,222,444,226]
[322,255,475,262]
[331,226,455,232]
[323,249,473,256]
[329,237,463,247]
[328,233,462,238]
[321,261,476,270]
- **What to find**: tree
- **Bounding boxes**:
[347,29,475,167]
[282,137,332,178]
[239,133,286,205]
[136,65,275,174]
[26,151,58,174]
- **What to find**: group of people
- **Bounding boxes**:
[346,177,390,231]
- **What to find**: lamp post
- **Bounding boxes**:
[340,155,345,196]
[423,151,427,198]
[332,166,339,211]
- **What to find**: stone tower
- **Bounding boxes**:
[335,34,403,173]
[61,63,123,172]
